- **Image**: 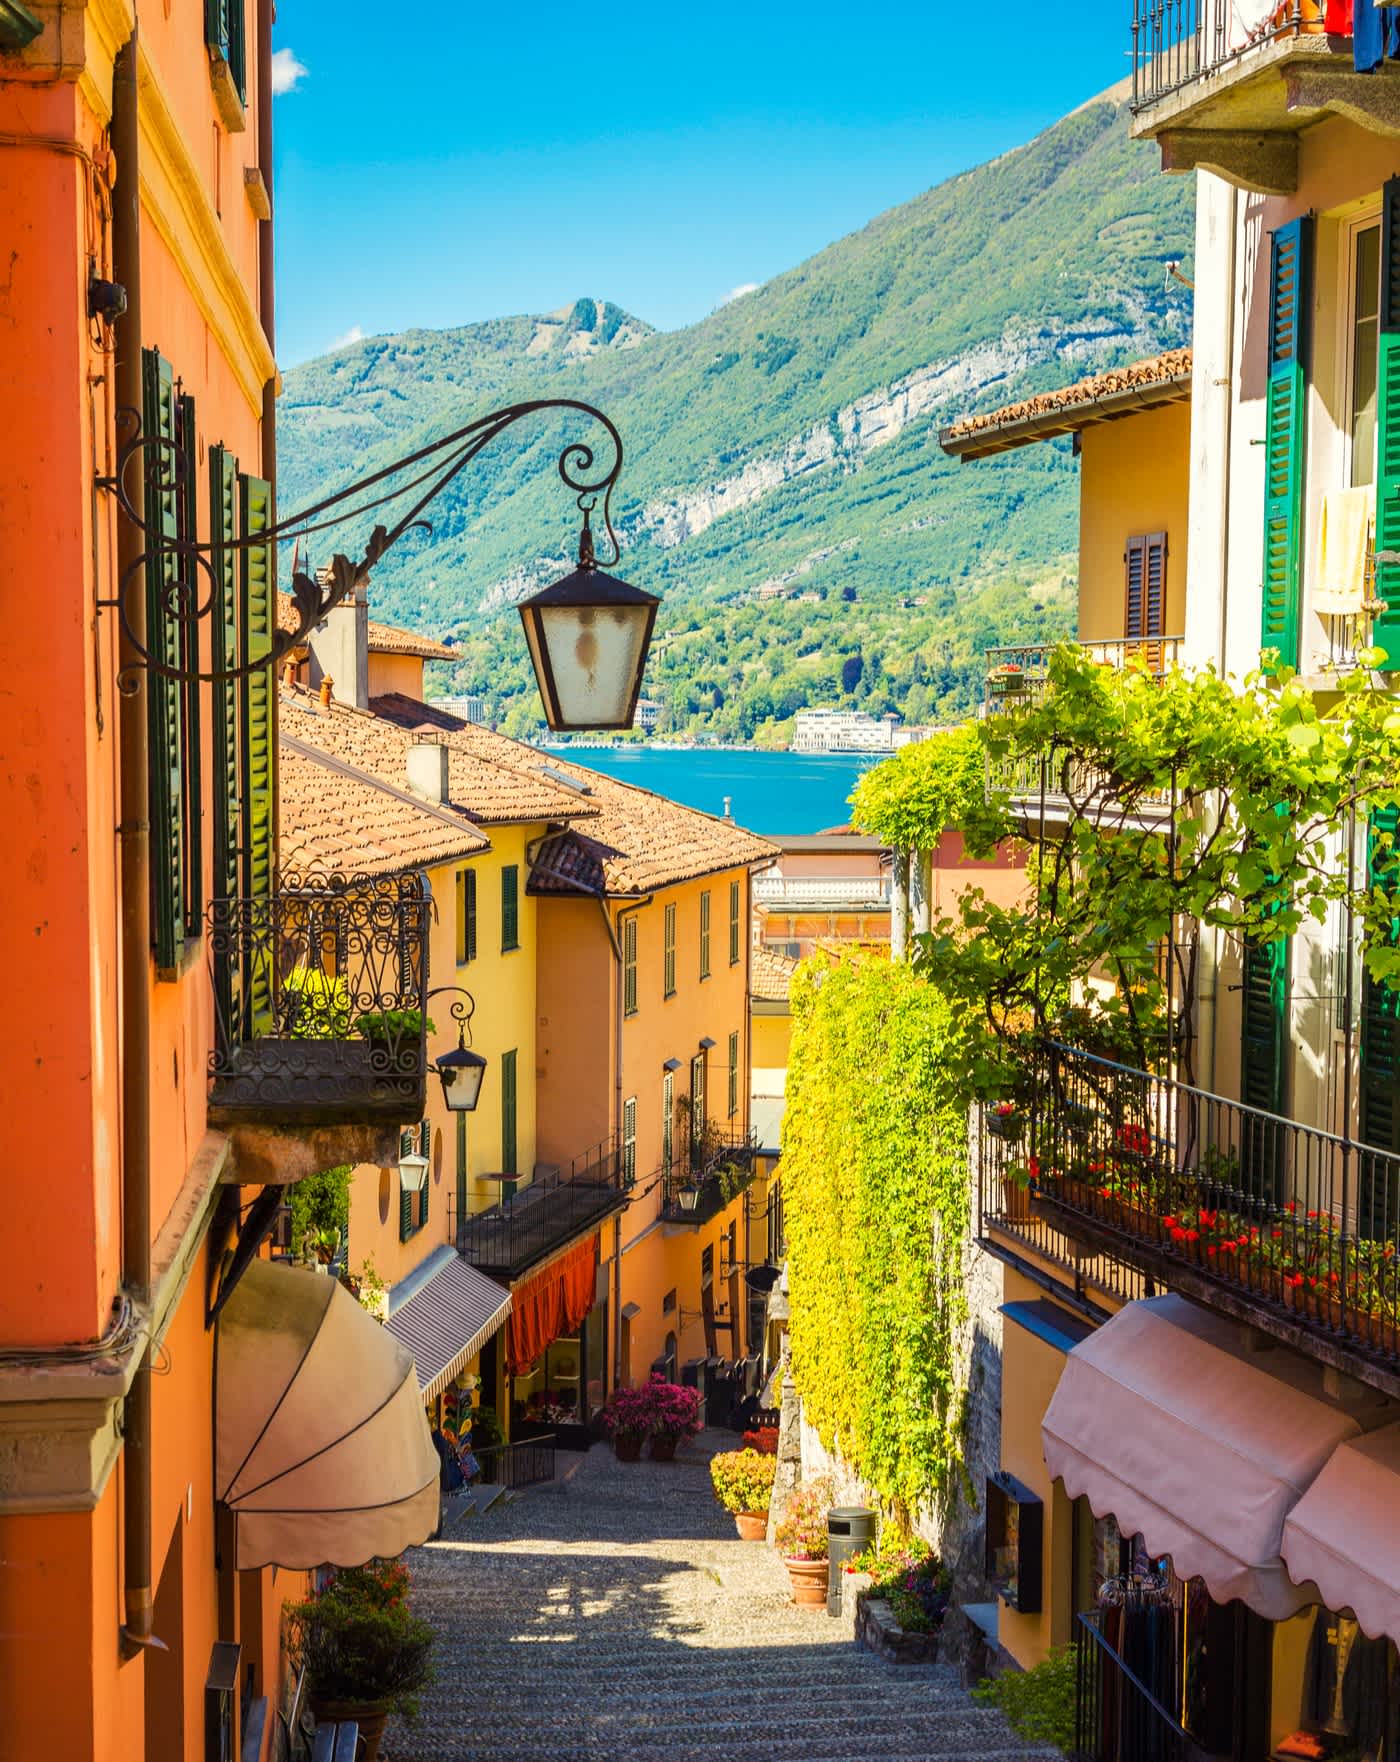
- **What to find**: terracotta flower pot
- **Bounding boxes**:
[734,1511,767,1541]
[309,1701,390,1762]
[649,1433,680,1462]
[783,1556,829,1609]
[613,1434,643,1463]
[999,1175,1030,1222]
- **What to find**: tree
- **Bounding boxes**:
[841,653,865,694]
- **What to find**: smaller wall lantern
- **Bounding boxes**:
[398,1150,430,1195]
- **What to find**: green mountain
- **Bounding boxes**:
[277,93,1193,741]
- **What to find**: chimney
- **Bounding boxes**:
[318,676,334,708]
[406,739,450,805]
[307,565,370,709]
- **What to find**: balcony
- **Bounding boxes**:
[659,1128,759,1226]
[977,1041,1400,1397]
[753,875,892,910]
[456,1136,632,1280]
[984,638,1184,824]
[1130,3,1400,193]
[207,873,431,1161]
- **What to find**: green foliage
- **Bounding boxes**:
[285,966,351,1038]
[916,647,1400,1080]
[278,100,1191,737]
[972,1645,1078,1752]
[287,1560,436,1720]
[288,1165,351,1261]
[782,954,972,1513]
[851,723,1005,852]
[355,1007,435,1041]
[774,1475,837,1560]
[709,1448,778,1515]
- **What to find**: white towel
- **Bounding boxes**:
[1313,485,1375,618]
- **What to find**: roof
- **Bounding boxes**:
[775,833,888,854]
[939,350,1193,459]
[277,740,490,876]
[280,684,595,827]
[750,944,798,1004]
[276,591,456,661]
[370,694,778,896]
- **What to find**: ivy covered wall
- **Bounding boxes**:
[783,952,973,1517]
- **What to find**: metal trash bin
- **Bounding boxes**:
[827,1506,876,1615]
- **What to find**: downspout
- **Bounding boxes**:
[605,893,651,1392]
[113,29,154,1660]
[256,0,275,490]
[1205,181,1239,1099]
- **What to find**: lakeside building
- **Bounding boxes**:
[429,693,489,726]
[0,8,445,1759]
[939,35,1400,1752]
[790,707,902,752]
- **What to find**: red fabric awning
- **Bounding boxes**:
[506,1235,598,1374]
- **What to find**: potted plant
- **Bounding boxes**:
[1000,1159,1032,1223]
[287,1560,434,1762]
[987,661,1027,698]
[774,1476,836,1608]
[645,1375,702,1460]
[985,1100,1023,1143]
[709,1448,778,1539]
[355,1007,435,1058]
[600,1384,653,1461]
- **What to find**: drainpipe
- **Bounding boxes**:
[606,895,650,1391]
[891,849,910,960]
[112,29,154,1661]
[256,0,276,491]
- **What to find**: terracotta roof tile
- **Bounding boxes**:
[370,694,778,895]
[280,684,594,826]
[277,742,489,877]
[275,592,456,661]
[750,943,798,1003]
[940,349,1192,456]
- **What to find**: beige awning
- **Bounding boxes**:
[1282,1421,1400,1643]
[216,1260,440,1570]
[1041,1295,1392,1620]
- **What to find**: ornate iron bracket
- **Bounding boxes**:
[95,397,625,691]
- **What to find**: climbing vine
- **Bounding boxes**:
[782,952,972,1516]
[849,722,1004,854]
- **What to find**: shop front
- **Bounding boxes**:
[1033,1295,1400,1762]
[502,1234,605,1450]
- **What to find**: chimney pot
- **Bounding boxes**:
[319,677,334,708]
[406,740,450,805]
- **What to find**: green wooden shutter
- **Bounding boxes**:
[1360,806,1400,1149]
[399,1126,415,1241]
[662,1070,673,1180]
[1260,216,1312,672]
[420,1119,432,1228]
[501,1050,518,1175]
[700,890,711,978]
[142,349,188,976]
[623,1097,636,1185]
[664,902,677,997]
[1374,178,1400,670]
[465,868,477,962]
[623,914,638,1015]
[1240,934,1289,1115]
[239,472,275,1030]
[456,1110,468,1234]
[728,1030,739,1118]
[209,445,240,902]
[205,0,245,100]
[729,879,741,966]
[176,395,202,946]
[501,865,519,951]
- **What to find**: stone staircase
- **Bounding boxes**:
[395,1433,1060,1762]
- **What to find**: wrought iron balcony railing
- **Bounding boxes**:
[1130,0,1345,115]
[983,638,1185,818]
[456,1135,631,1280]
[977,1042,1400,1389]
[1075,1609,1195,1762]
[207,871,431,1128]
[660,1128,759,1226]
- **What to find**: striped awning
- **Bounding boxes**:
[386,1257,512,1404]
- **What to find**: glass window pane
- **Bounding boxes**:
[1351,224,1380,490]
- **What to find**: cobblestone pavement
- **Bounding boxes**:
[389,1430,1059,1762]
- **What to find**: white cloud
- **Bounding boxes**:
[327,324,364,352]
[271,48,308,95]
[718,282,759,308]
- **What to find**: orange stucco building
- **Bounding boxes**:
[0,8,446,1759]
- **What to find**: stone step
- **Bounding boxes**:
[401,1742,1056,1762]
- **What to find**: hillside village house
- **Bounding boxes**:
[933,21,1400,1758]
[0,6,453,1759]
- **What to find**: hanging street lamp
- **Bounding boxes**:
[425,988,487,1113]
[518,507,659,732]
[397,1147,430,1195]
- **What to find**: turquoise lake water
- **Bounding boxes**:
[555,747,880,837]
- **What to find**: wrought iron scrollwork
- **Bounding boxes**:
[97,397,625,689]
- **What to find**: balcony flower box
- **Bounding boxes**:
[987,664,1028,698]
[985,1104,1023,1143]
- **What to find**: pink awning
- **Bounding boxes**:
[1282,1421,1400,1643]
[1041,1296,1392,1620]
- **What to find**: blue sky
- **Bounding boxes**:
[272,3,1133,366]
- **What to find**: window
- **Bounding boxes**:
[727,1030,739,1119]
[1349,221,1381,491]
[501,864,520,952]
[456,868,477,965]
[1124,532,1166,652]
[662,1287,676,1314]
[699,890,712,979]
[204,0,247,105]
[662,1070,674,1181]
[623,913,638,1016]
[690,1052,707,1149]
[729,879,741,966]
[398,1120,431,1241]
[623,1097,637,1186]
[663,902,677,997]
[501,1049,518,1175]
